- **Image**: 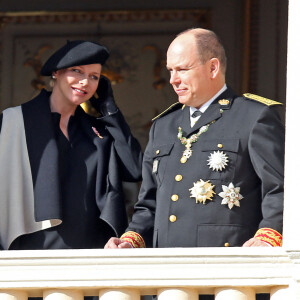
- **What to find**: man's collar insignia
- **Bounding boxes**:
[218,99,230,106]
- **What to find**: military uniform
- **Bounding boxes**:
[124,87,284,248]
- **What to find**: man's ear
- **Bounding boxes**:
[209,58,221,79]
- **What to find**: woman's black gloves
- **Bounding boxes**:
[90,75,118,116]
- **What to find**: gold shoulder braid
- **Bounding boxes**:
[152,102,183,121]
[243,93,283,106]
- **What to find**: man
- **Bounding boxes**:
[105,28,284,249]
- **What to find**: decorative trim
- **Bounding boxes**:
[152,102,181,121]
[254,228,283,247]
[0,9,210,27]
[121,231,146,248]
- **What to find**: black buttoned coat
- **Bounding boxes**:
[0,89,142,249]
[127,88,284,247]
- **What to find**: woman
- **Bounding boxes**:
[0,40,142,250]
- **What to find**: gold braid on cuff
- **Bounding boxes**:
[120,231,146,248]
[254,228,282,247]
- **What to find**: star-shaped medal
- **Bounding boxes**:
[189,179,215,204]
[207,150,228,171]
[218,182,243,209]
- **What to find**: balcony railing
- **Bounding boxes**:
[0,247,298,299]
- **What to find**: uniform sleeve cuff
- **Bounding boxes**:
[254,228,282,247]
[120,231,146,248]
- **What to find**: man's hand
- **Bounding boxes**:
[104,237,132,249]
[242,237,270,247]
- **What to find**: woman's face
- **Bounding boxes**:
[53,64,101,107]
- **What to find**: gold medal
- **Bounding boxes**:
[189,179,215,204]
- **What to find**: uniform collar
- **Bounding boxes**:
[183,85,234,136]
[189,84,227,117]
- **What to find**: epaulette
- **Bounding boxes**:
[243,93,283,106]
[152,102,183,121]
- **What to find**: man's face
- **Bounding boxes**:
[166,34,212,108]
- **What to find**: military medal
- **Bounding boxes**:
[218,182,243,209]
[177,121,215,163]
[181,140,193,163]
[189,179,215,204]
[207,150,229,171]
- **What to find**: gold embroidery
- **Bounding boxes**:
[254,228,282,247]
[152,102,182,121]
[243,93,283,106]
[120,231,146,248]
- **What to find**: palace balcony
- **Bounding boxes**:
[0,247,299,300]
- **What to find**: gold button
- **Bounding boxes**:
[224,242,230,247]
[180,156,187,164]
[156,150,160,155]
[169,215,177,222]
[175,175,182,182]
[218,144,223,148]
[171,194,179,201]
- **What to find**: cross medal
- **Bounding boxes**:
[182,140,193,159]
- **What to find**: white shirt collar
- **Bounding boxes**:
[190,84,227,116]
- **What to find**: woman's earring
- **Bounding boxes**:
[50,75,56,88]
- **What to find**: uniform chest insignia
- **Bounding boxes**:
[207,150,229,171]
[218,182,243,209]
[189,179,215,204]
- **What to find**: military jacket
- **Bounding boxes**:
[128,88,284,247]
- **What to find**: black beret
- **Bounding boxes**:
[40,40,109,76]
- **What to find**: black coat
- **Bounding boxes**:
[0,89,142,249]
[127,88,284,247]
